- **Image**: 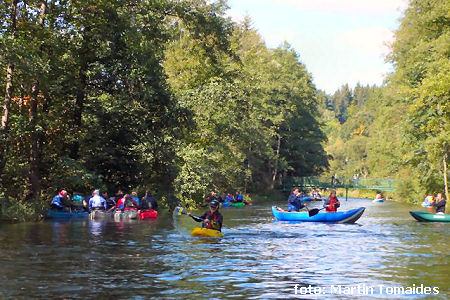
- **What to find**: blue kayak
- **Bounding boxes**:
[46,210,89,219]
[272,206,365,223]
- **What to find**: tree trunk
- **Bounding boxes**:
[0,0,18,177]
[70,67,86,159]
[444,151,449,205]
[27,1,47,201]
[28,83,41,201]
[69,22,92,160]
[270,133,282,190]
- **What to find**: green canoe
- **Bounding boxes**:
[230,202,245,208]
[410,211,450,222]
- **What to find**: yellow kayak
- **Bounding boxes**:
[191,227,224,238]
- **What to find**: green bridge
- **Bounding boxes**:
[281,176,396,192]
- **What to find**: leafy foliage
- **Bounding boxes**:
[322,0,449,202]
[0,1,329,216]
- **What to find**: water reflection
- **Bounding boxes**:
[0,199,448,299]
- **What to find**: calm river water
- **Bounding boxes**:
[0,198,448,299]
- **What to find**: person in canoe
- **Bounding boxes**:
[433,193,446,213]
[189,199,223,231]
[114,194,136,211]
[114,194,125,211]
[204,191,220,206]
[235,191,244,203]
[141,191,158,210]
[50,189,70,211]
[123,194,139,210]
[287,187,307,212]
[243,193,253,205]
[71,192,87,211]
[116,189,124,201]
[323,190,340,212]
[102,191,116,210]
[225,193,234,203]
[88,189,107,212]
[311,188,322,201]
[131,191,141,207]
[421,194,435,210]
[107,189,124,211]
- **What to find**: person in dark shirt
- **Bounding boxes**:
[287,187,306,212]
[102,191,116,210]
[50,189,70,211]
[141,191,158,210]
[190,200,223,231]
[434,193,446,213]
[235,191,244,202]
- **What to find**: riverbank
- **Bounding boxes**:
[334,189,386,200]
[0,199,47,223]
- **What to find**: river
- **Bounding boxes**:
[0,198,448,299]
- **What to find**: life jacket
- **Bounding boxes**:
[116,197,125,210]
[326,196,340,212]
[236,194,244,202]
[51,195,65,208]
[201,210,223,231]
[124,197,138,209]
[131,196,140,207]
[72,194,84,205]
[225,194,234,202]
[89,195,106,210]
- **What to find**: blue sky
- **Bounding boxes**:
[227,0,408,94]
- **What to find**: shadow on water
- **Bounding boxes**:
[0,198,448,299]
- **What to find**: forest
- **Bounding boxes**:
[0,0,448,220]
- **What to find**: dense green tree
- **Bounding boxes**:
[330,84,353,123]
[322,0,449,202]
[0,0,240,216]
[388,0,450,199]
[165,20,328,203]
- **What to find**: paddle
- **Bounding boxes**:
[278,205,324,217]
[174,206,204,222]
[307,207,326,217]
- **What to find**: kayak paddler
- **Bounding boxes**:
[50,189,70,211]
[189,199,223,231]
[88,189,107,212]
[434,193,446,213]
[287,187,307,212]
[324,190,340,212]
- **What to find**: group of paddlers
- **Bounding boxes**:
[50,189,158,212]
[287,187,340,212]
[204,191,252,206]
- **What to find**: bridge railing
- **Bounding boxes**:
[281,176,396,192]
